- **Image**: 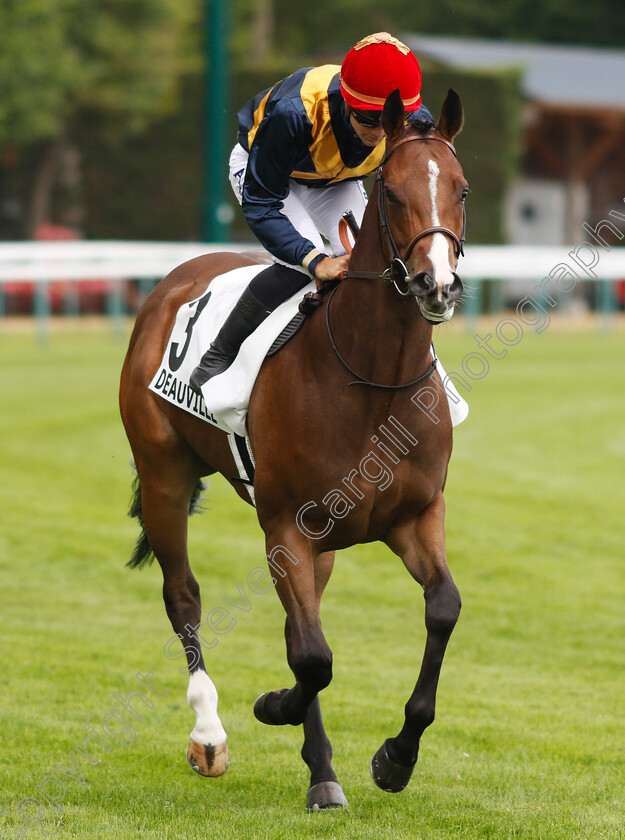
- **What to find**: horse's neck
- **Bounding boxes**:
[350,181,387,274]
[331,196,433,385]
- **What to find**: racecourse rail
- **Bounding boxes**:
[0,241,623,332]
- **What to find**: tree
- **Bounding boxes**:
[0,0,198,237]
[260,0,625,61]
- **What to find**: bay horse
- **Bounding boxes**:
[119,89,467,809]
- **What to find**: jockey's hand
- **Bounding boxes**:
[314,254,350,282]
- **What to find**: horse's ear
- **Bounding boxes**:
[381,89,406,143]
[436,88,464,142]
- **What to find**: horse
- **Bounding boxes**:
[119,88,467,810]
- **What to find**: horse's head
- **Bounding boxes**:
[379,89,467,324]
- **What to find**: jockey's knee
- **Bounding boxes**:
[248,262,310,309]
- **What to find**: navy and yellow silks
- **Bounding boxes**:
[236,65,433,270]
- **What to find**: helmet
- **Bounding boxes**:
[340,32,422,111]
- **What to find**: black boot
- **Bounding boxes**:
[189,287,271,393]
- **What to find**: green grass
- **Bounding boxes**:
[0,319,623,839]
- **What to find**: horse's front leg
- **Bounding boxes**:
[253,530,333,726]
[253,535,347,807]
[301,551,349,809]
[373,493,461,792]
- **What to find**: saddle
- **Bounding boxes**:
[149,264,317,437]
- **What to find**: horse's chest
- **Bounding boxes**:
[283,442,447,549]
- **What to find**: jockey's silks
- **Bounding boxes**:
[239,66,384,185]
[235,65,433,271]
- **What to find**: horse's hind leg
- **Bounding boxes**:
[134,450,229,777]
[302,696,348,809]
[374,493,461,792]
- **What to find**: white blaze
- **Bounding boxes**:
[428,159,440,224]
[426,159,454,296]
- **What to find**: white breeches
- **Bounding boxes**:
[229,143,368,270]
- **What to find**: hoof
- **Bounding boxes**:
[253,693,276,725]
[186,739,229,777]
[253,690,291,725]
[306,781,349,810]
[370,740,415,793]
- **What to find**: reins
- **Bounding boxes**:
[325,284,438,390]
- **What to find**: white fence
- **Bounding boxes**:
[0,241,250,281]
[0,240,623,282]
[0,241,623,329]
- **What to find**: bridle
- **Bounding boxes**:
[344,134,467,294]
[326,133,466,390]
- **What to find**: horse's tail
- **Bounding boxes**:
[126,470,206,569]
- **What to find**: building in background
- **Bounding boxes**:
[404,35,625,246]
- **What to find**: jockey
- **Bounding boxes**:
[190,32,432,392]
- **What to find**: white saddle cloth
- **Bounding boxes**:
[148,265,468,439]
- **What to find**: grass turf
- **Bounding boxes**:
[0,319,623,839]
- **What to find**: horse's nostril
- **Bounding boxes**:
[449,273,463,300]
[411,272,435,297]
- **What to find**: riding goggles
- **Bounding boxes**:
[350,107,410,128]
[350,108,382,127]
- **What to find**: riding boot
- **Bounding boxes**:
[189,287,271,393]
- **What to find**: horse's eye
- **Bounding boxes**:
[461,187,469,202]
[386,189,399,205]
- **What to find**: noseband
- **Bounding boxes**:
[345,134,467,293]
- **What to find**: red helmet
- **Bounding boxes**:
[340,32,422,111]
